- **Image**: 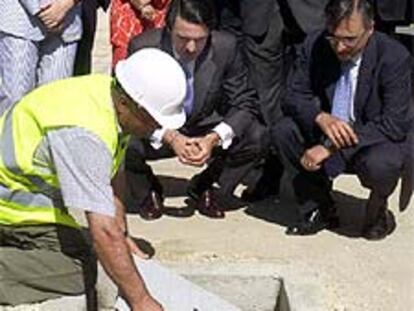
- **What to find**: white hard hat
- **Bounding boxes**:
[115,48,187,129]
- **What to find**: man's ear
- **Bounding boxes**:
[368,20,375,35]
[117,95,131,112]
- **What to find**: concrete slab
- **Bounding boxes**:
[172,263,290,311]
[115,258,241,311]
[115,259,290,311]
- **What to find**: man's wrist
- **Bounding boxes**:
[163,129,179,145]
[322,139,337,154]
[206,132,220,147]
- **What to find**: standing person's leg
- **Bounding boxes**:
[352,142,405,240]
[240,6,287,201]
[37,35,78,86]
[74,0,99,75]
[0,33,39,115]
[0,225,96,306]
[243,7,285,124]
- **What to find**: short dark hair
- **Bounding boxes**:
[325,0,374,30]
[166,0,217,31]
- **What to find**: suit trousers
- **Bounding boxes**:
[125,122,265,208]
[0,32,78,115]
[242,6,285,124]
[272,117,405,217]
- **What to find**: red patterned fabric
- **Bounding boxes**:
[110,0,169,68]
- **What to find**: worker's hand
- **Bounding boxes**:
[300,145,331,171]
[185,132,220,167]
[315,112,358,149]
[37,0,76,32]
[125,236,150,259]
[132,294,164,311]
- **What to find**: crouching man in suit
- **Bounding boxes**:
[272,0,413,239]
[125,0,265,219]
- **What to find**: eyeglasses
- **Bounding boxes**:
[325,29,367,47]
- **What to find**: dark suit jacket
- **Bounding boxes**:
[239,0,275,36]
[285,0,329,34]
[285,31,413,158]
[128,28,259,137]
[375,0,408,21]
[239,0,328,36]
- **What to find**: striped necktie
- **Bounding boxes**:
[331,61,354,122]
[324,61,355,178]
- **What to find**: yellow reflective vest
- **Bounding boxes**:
[0,74,128,228]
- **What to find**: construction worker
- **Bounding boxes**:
[0,48,186,311]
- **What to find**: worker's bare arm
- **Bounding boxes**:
[86,212,163,310]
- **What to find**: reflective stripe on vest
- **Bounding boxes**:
[0,75,127,227]
[0,184,78,228]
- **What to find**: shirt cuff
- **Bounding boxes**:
[150,128,167,150]
[213,122,235,150]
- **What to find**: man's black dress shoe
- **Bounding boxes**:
[241,157,282,202]
[241,184,279,202]
[362,210,395,241]
[286,209,330,235]
[139,191,164,220]
[192,189,225,219]
[362,194,392,241]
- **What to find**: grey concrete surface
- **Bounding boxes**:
[90,11,414,311]
[115,258,242,311]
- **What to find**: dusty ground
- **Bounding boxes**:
[90,11,414,311]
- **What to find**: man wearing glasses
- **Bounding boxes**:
[272,0,413,239]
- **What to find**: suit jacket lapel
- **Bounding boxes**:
[324,64,340,112]
[353,34,377,118]
[187,39,216,124]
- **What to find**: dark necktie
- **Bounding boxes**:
[181,63,194,116]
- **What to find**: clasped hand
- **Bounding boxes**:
[37,0,76,32]
[169,132,219,167]
[131,0,155,20]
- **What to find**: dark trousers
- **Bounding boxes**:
[0,225,96,307]
[217,1,308,125]
[215,1,310,195]
[74,0,99,75]
[125,122,266,206]
[242,7,286,123]
[272,117,405,217]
